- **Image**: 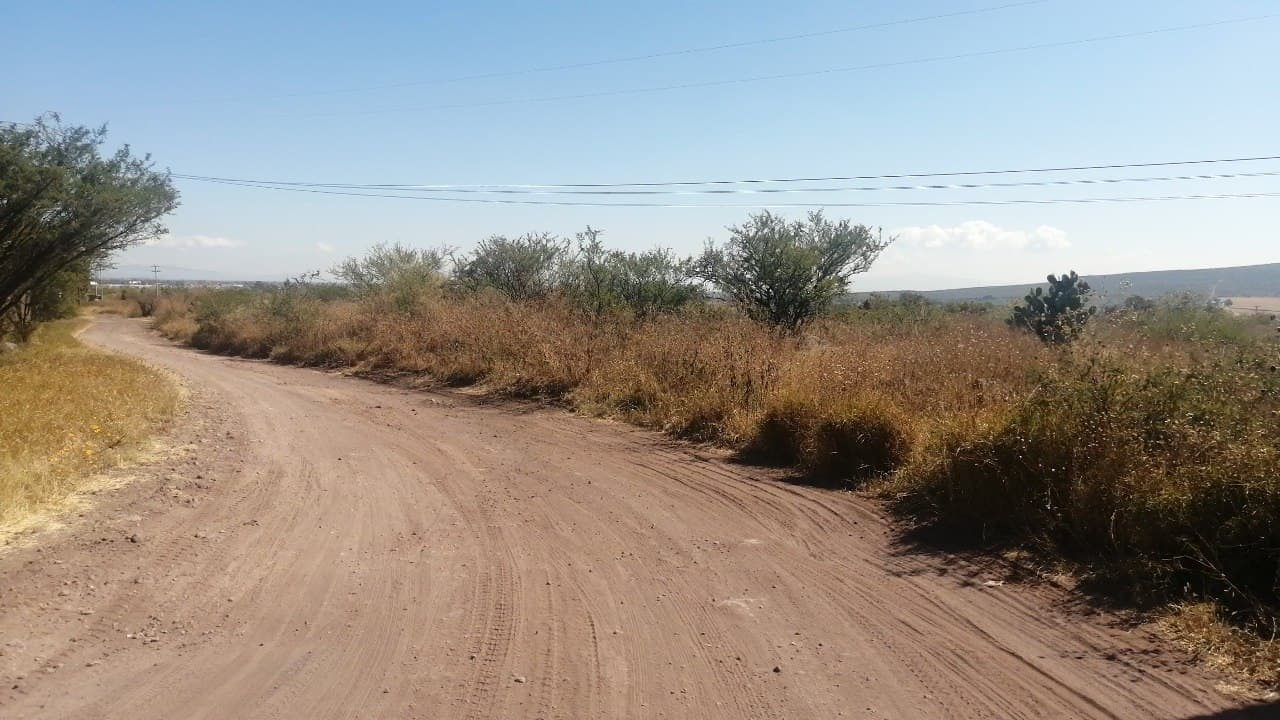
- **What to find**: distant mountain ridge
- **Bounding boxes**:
[863,262,1280,304]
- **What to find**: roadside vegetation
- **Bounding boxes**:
[143,216,1280,683]
[0,318,179,530]
[0,114,181,532]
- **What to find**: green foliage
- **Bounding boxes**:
[570,227,699,318]
[332,242,445,311]
[0,113,179,338]
[453,232,570,300]
[1008,271,1096,344]
[696,211,890,331]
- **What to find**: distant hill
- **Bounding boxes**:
[857,262,1280,304]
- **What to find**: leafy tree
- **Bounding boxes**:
[1008,271,1096,344]
[1,114,178,338]
[333,242,446,311]
[453,232,569,300]
[570,227,698,318]
[696,210,889,331]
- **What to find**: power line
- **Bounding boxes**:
[170,169,1280,197]
[203,1,1046,103]
[299,14,1276,117]
[169,153,1280,191]
[174,175,1280,209]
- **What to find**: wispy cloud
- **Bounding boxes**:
[894,221,1070,252]
[146,234,243,249]
[316,241,336,253]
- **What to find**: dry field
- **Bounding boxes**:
[1224,296,1280,316]
[0,318,180,534]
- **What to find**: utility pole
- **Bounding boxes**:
[150,264,161,291]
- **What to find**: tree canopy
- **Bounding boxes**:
[696,211,889,331]
[1,114,179,337]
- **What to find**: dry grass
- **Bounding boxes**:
[1159,603,1280,689]
[1225,297,1280,317]
[0,319,181,529]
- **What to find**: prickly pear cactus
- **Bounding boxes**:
[1008,271,1096,344]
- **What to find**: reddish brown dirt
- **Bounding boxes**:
[0,316,1257,719]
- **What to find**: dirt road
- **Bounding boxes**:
[0,317,1256,718]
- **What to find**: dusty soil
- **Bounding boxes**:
[0,316,1261,719]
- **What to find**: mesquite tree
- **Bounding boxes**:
[333,242,448,311]
[0,114,178,338]
[696,211,889,331]
[452,232,571,301]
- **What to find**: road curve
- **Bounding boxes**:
[0,316,1250,719]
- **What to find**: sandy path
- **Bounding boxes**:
[0,316,1259,719]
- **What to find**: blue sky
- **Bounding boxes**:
[4,0,1278,289]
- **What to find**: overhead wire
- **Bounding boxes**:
[167,154,1280,192]
[169,169,1280,196]
[175,175,1280,208]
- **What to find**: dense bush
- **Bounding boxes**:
[696,211,890,331]
[571,228,699,318]
[333,242,444,311]
[453,232,571,300]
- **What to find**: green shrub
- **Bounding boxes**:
[453,232,570,300]
[333,242,444,312]
[696,211,890,332]
[570,228,699,319]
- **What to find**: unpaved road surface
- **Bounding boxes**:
[0,317,1256,719]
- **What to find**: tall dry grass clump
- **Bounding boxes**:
[890,334,1280,635]
[0,319,180,529]
[580,310,783,442]
[746,318,1044,480]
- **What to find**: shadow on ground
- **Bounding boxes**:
[1177,702,1280,719]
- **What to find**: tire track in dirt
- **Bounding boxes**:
[0,316,1260,719]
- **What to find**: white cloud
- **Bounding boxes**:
[894,221,1070,251]
[316,241,336,253]
[146,234,242,249]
